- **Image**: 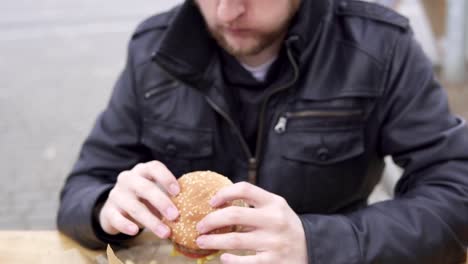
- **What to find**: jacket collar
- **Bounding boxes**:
[152,0,215,87]
[287,0,331,57]
[152,0,331,87]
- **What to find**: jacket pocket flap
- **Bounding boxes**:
[142,119,213,158]
[282,129,364,165]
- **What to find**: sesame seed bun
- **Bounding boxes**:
[163,171,239,258]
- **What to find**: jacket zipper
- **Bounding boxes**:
[153,60,255,172]
[153,40,299,184]
[274,109,363,134]
[251,43,300,183]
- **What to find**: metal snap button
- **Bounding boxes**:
[317,147,330,161]
[166,144,177,155]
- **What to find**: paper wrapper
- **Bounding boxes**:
[106,245,123,264]
[99,242,218,264]
[30,241,220,264]
[100,241,251,264]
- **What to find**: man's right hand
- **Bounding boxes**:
[98,161,180,239]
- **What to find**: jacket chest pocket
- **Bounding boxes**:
[274,110,364,165]
[274,109,366,212]
[141,119,213,177]
[276,109,364,165]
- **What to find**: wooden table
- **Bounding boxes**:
[0,231,466,263]
[0,231,224,264]
[0,230,100,263]
[0,230,161,264]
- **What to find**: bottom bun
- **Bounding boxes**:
[174,242,218,259]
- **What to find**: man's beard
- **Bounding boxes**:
[205,4,297,58]
[208,25,289,57]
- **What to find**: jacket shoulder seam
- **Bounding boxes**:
[336,0,409,30]
[131,7,178,40]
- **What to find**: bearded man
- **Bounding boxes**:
[58,1,468,263]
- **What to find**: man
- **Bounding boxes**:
[57,0,468,263]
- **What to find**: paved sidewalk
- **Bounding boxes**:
[0,0,182,229]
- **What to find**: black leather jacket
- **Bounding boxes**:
[57,0,468,263]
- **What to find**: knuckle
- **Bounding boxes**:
[127,206,141,219]
[261,254,274,264]
[157,175,172,186]
[107,189,120,202]
[269,236,283,251]
[274,195,289,211]
[133,163,145,171]
[150,160,169,175]
[227,235,242,248]
[150,160,163,167]
[274,195,287,206]
[226,209,241,223]
[109,212,124,226]
[116,170,130,184]
[148,160,161,171]
[237,182,251,196]
[135,184,155,200]
[100,208,111,223]
[148,196,171,215]
[278,215,289,231]
[270,211,288,230]
[148,185,165,199]
[156,198,172,213]
[137,182,152,194]
[142,217,158,231]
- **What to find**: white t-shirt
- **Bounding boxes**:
[240,56,278,82]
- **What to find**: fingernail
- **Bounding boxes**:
[196,237,206,248]
[221,254,230,262]
[196,222,205,233]
[209,197,218,207]
[127,224,138,234]
[166,206,179,220]
[155,224,169,238]
[169,183,180,196]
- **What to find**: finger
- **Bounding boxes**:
[220,253,267,264]
[133,161,180,196]
[237,225,255,232]
[126,176,179,221]
[122,212,144,229]
[141,198,162,219]
[105,206,140,236]
[197,206,261,234]
[113,192,171,239]
[210,182,272,208]
[196,232,260,251]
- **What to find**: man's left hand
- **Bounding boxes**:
[196,182,308,264]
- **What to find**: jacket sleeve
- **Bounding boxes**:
[299,32,468,263]
[57,40,150,249]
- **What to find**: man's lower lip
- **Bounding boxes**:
[225,29,251,36]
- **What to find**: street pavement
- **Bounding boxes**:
[0,0,182,229]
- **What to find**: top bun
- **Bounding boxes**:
[163,171,235,250]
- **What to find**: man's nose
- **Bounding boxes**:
[217,0,246,24]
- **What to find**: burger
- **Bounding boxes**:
[163,171,243,260]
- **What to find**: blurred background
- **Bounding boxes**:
[0,0,183,229]
[0,0,466,229]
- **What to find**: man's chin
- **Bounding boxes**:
[225,47,257,57]
[210,29,272,57]
[222,41,264,57]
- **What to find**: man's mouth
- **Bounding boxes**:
[224,27,252,37]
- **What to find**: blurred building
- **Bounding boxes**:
[370,0,467,83]
[367,0,468,203]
